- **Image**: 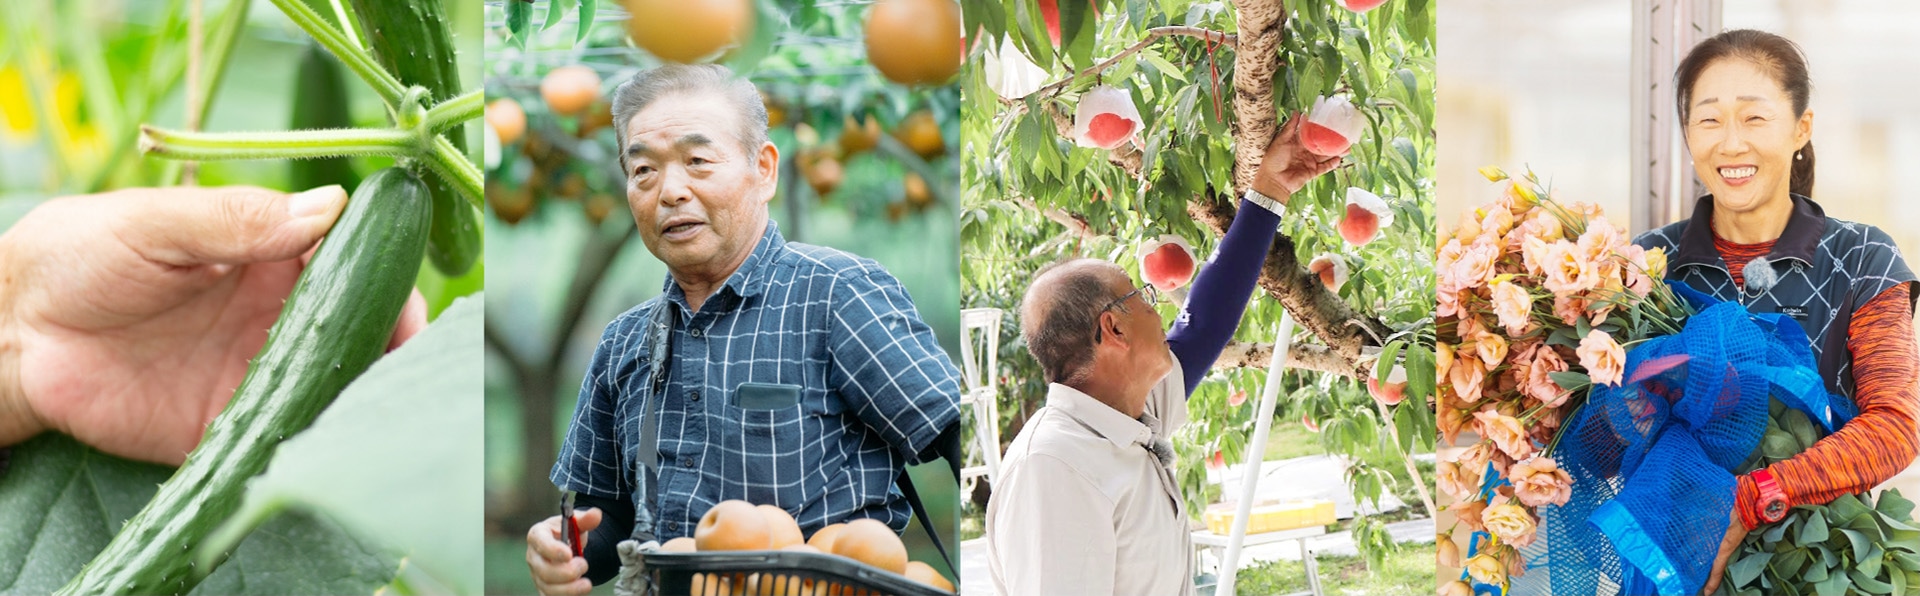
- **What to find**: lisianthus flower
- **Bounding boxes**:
[1441,580,1473,596]
[1451,499,1489,533]
[1552,293,1586,326]
[1452,238,1500,290]
[1450,355,1487,403]
[1509,456,1574,507]
[1436,342,1455,381]
[1621,244,1655,297]
[1438,400,1471,445]
[1474,410,1535,460]
[1465,551,1507,585]
[1525,347,1570,406]
[1478,205,1515,245]
[1437,534,1462,568]
[1437,459,1483,502]
[1482,502,1538,547]
[1577,329,1626,387]
[1542,240,1600,294]
[1472,331,1509,369]
[1646,246,1669,278]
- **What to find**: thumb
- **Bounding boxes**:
[120,185,348,267]
[575,508,605,549]
[576,507,605,533]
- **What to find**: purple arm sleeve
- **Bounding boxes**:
[1166,198,1281,396]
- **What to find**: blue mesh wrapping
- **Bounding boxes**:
[1539,283,1853,595]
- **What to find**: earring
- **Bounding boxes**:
[1795,151,1803,161]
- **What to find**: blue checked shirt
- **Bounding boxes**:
[551,221,962,541]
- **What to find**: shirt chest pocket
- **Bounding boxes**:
[718,380,841,499]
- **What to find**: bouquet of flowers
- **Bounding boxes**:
[1433,166,1687,595]
[1438,167,1920,596]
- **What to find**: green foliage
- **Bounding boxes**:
[202,296,485,595]
[1718,400,1920,596]
[0,434,398,595]
[960,0,1437,575]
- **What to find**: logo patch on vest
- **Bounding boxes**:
[1777,305,1810,320]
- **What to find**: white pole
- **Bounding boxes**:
[1216,313,1295,596]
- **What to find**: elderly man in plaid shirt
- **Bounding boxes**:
[524,64,963,596]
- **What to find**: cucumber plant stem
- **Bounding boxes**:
[423,136,484,208]
[265,0,405,107]
[139,125,419,161]
[426,89,483,137]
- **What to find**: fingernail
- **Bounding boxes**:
[288,185,346,218]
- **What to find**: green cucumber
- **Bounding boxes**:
[55,167,431,595]
[288,42,362,191]
[351,0,482,277]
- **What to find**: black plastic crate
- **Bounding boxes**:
[642,550,952,596]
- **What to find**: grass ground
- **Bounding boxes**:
[1229,545,1433,596]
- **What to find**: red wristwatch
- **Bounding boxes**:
[1753,469,1789,524]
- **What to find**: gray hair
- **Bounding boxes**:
[610,63,769,168]
[1020,259,1121,385]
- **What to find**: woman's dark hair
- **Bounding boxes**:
[1674,29,1815,198]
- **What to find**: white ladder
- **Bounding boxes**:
[957,308,1006,496]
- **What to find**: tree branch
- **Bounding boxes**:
[1014,26,1238,104]
[1188,193,1390,379]
[1229,0,1286,195]
[1013,195,1103,243]
[543,221,640,375]
[1212,341,1356,376]
[484,314,534,385]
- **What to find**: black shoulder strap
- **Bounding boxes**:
[895,467,955,571]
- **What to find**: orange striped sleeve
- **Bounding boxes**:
[1735,282,1919,529]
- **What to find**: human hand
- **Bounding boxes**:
[0,185,428,465]
[1701,507,1750,595]
[1250,112,1343,202]
[528,508,604,596]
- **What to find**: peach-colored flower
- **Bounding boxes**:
[1465,551,1506,585]
[1519,235,1552,276]
[1474,410,1535,460]
[1525,208,1564,241]
[1489,279,1533,336]
[1437,459,1484,502]
[1437,287,1461,318]
[1455,211,1484,248]
[1472,332,1509,368]
[1620,244,1655,297]
[1509,457,1574,507]
[1452,239,1499,290]
[1479,204,1515,244]
[1436,238,1465,292]
[1577,329,1626,387]
[1450,355,1487,403]
[1553,293,1586,326]
[1542,240,1600,294]
[1440,580,1474,596]
[1525,347,1571,406]
[1482,502,1537,547]
[1451,499,1488,533]
[1437,534,1463,568]
[1438,401,1471,445]
[1578,216,1625,261]
[1436,343,1455,382]
[1500,543,1528,579]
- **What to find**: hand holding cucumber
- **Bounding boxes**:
[0,184,427,467]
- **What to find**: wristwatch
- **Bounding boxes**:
[1753,469,1789,524]
[1243,188,1286,217]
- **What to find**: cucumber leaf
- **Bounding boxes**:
[0,434,395,594]
[201,295,484,595]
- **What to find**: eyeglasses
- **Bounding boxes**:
[1094,284,1162,343]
